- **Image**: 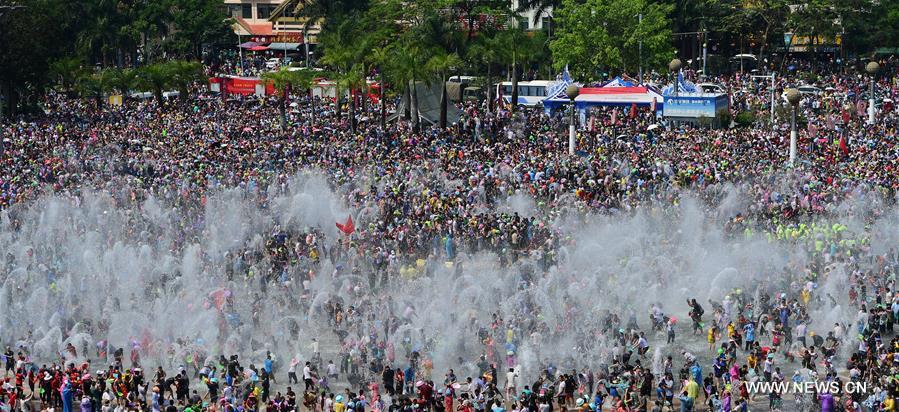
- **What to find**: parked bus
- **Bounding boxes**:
[497,80,558,107]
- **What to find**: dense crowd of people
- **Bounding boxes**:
[2,58,899,412]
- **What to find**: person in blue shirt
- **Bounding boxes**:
[264,353,275,384]
[690,363,703,393]
[743,322,755,351]
[593,391,604,410]
[404,365,415,395]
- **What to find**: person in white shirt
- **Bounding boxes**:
[288,357,299,384]
[303,361,315,391]
[504,368,518,400]
[327,360,338,379]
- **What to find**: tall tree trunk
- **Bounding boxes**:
[410,79,420,132]
[486,64,494,114]
[439,72,448,129]
[402,86,411,121]
[759,23,770,69]
[336,85,343,121]
[510,60,519,113]
[309,89,315,123]
[350,89,357,133]
[379,71,386,129]
[280,89,288,130]
[360,65,368,115]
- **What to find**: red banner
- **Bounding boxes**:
[211,76,276,96]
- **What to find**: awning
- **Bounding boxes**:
[239,41,260,49]
[267,42,301,51]
[249,45,269,51]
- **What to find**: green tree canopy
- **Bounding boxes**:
[550,0,674,81]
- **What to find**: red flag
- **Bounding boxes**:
[336,215,355,235]
[839,135,849,157]
[629,103,637,119]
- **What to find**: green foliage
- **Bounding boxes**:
[137,63,172,105]
[106,68,141,96]
[550,0,674,81]
[734,110,756,128]
[76,70,112,106]
[716,109,732,127]
[49,57,88,92]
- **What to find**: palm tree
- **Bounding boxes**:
[49,57,86,94]
[468,34,502,114]
[426,52,463,129]
[106,68,140,102]
[391,42,427,132]
[370,47,391,129]
[498,27,544,113]
[137,63,171,107]
[168,61,203,102]
[514,0,560,29]
[294,0,372,33]
[262,68,297,130]
[76,70,112,108]
[288,68,318,121]
[337,68,365,134]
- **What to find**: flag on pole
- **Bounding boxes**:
[839,134,849,157]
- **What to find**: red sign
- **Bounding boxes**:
[251,32,304,43]
[211,76,276,96]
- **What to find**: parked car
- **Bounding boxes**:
[797,85,822,96]
[265,58,282,70]
[697,83,726,94]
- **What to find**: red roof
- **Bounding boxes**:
[579,87,649,95]
[235,17,274,36]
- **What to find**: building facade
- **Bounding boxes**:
[224,0,318,44]
[224,0,551,44]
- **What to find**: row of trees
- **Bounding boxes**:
[51,59,204,107]
[292,0,551,132]
[0,0,229,118]
[294,0,899,130]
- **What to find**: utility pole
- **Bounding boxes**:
[304,27,310,68]
[701,23,707,78]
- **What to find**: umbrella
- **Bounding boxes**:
[647,124,660,131]
[249,46,269,51]
[415,380,424,387]
[239,42,260,49]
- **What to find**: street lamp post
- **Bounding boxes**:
[566,84,580,156]
[784,88,801,166]
[669,59,682,97]
[866,61,879,125]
